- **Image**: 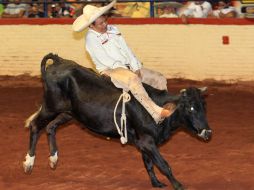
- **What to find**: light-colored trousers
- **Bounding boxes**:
[101,68,167,123]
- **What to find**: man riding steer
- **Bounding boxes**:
[23,54,211,190]
[23,1,212,189]
[23,53,212,190]
[72,0,176,124]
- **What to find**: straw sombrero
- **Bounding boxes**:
[72,0,117,32]
[155,2,183,9]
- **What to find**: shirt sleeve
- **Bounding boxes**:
[202,2,212,16]
[108,25,142,71]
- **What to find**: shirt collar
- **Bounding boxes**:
[89,25,120,37]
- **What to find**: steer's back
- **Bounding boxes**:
[41,53,131,137]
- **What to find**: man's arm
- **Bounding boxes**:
[201,2,212,17]
[180,2,195,23]
[219,10,237,18]
[117,35,142,72]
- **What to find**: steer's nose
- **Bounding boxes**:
[198,129,212,141]
[204,129,212,140]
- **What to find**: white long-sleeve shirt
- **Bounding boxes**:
[182,1,212,18]
[85,25,142,73]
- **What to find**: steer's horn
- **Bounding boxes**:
[180,88,186,93]
[45,59,54,71]
[198,87,208,92]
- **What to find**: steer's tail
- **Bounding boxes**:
[41,53,61,80]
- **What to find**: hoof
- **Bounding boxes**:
[152,181,167,188]
[23,162,33,174]
[49,152,58,170]
[49,160,58,170]
[174,183,185,190]
[23,153,35,174]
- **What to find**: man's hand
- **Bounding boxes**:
[181,15,189,24]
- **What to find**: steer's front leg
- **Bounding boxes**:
[137,136,184,190]
[142,151,167,188]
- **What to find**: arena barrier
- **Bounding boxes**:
[0,18,253,81]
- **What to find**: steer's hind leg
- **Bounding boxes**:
[137,136,184,190]
[23,107,56,174]
[46,112,72,169]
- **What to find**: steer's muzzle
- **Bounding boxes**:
[198,129,212,141]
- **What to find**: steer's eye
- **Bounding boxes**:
[190,107,194,112]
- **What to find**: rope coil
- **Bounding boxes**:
[113,90,131,144]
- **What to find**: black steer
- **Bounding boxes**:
[23,53,212,190]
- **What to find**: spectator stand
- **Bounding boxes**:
[0,0,253,20]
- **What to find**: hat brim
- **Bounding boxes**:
[73,0,116,32]
[155,2,183,8]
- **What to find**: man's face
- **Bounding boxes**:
[164,6,176,14]
[90,16,108,34]
[195,1,204,5]
[14,0,21,4]
[218,1,227,9]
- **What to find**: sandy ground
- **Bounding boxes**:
[0,76,254,190]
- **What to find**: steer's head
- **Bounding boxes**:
[178,87,212,141]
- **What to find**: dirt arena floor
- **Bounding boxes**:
[0,76,254,190]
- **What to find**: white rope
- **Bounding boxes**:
[113,90,131,144]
